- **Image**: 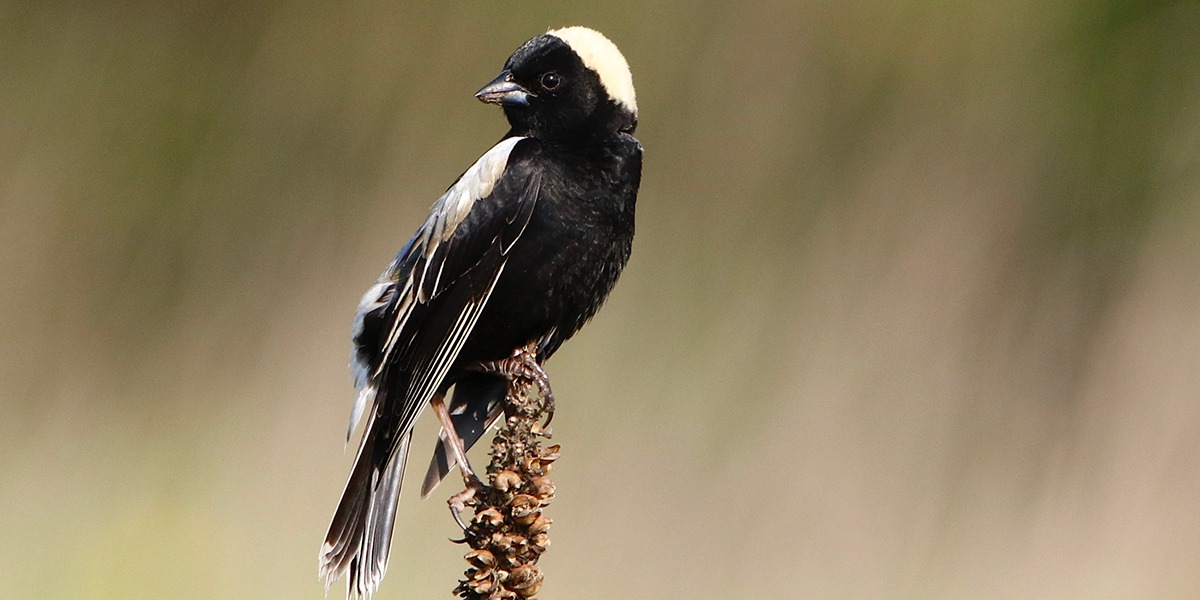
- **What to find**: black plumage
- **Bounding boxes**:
[320,27,641,598]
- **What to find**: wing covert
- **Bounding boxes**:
[348,136,542,451]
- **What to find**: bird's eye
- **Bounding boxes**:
[540,72,561,90]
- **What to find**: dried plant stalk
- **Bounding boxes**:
[455,378,558,600]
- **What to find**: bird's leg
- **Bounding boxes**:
[474,342,556,426]
[431,393,482,529]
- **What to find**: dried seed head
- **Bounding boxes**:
[455,358,557,600]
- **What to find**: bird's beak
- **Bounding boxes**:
[475,71,531,106]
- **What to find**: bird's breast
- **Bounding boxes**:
[464,139,640,362]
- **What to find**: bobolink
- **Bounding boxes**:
[320,26,641,598]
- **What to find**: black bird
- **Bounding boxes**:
[320,26,641,598]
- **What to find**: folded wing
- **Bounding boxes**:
[321,136,542,599]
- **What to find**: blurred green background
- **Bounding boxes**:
[3,1,1200,598]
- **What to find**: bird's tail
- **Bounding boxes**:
[320,418,410,600]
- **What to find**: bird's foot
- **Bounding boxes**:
[476,343,556,426]
[448,475,484,531]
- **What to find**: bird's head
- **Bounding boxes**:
[476,26,638,140]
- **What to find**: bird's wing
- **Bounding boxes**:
[322,136,542,596]
[348,135,539,443]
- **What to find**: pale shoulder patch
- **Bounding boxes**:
[429,135,528,249]
[437,136,526,233]
[547,26,637,114]
[412,135,526,301]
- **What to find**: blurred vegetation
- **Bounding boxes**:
[2,1,1199,598]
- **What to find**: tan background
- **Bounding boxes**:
[3,1,1199,598]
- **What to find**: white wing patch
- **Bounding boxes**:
[548,26,637,114]
[415,136,524,291]
[377,136,526,372]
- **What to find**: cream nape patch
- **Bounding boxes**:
[547,26,638,115]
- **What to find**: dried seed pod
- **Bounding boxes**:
[521,456,544,475]
[468,576,494,594]
[509,494,540,525]
[496,533,526,555]
[493,470,523,492]
[507,565,544,598]
[528,515,552,535]
[540,445,561,462]
[466,550,496,568]
[529,477,555,502]
[475,507,504,527]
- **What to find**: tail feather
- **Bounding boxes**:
[321,419,410,600]
[420,374,506,498]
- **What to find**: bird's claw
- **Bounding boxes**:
[541,392,556,427]
[448,476,483,531]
